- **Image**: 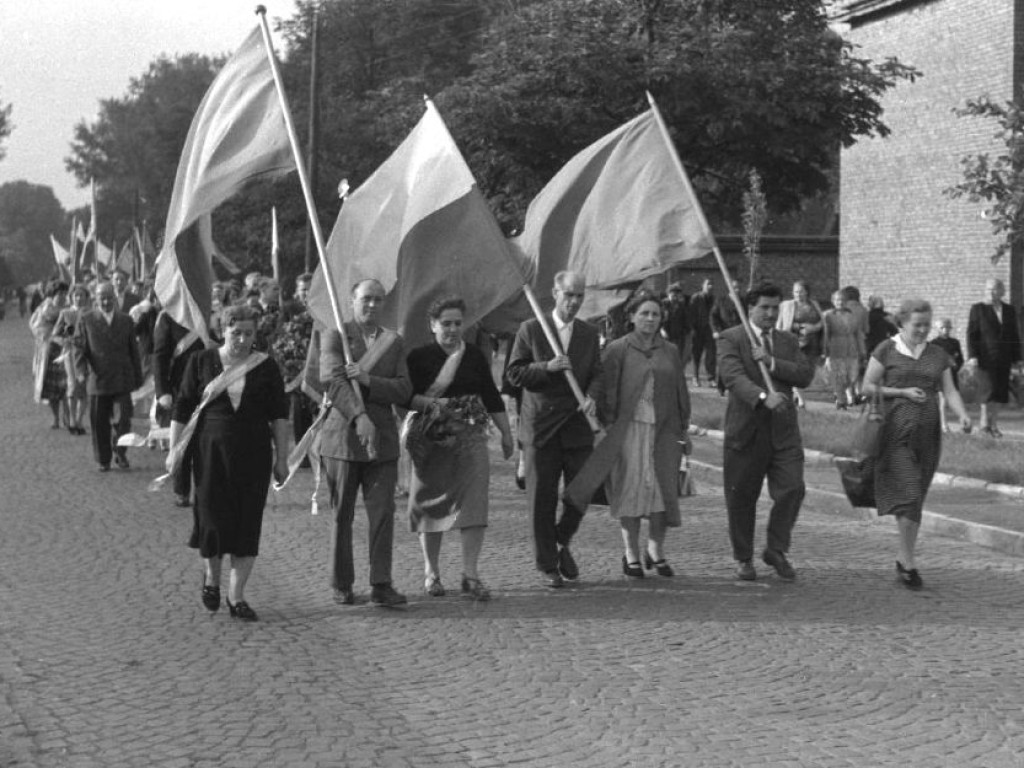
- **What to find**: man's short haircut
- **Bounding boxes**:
[744,282,783,308]
[351,278,385,296]
[842,285,861,302]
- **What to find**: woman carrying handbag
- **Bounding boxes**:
[860,298,971,590]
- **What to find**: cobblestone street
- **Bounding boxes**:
[2,317,1024,767]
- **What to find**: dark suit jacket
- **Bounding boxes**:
[967,301,1021,369]
[116,290,140,317]
[688,292,715,334]
[505,317,601,449]
[152,311,205,400]
[717,325,815,452]
[319,322,412,463]
[74,309,143,396]
[281,299,309,323]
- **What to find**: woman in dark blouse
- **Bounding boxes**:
[404,297,513,601]
[170,305,290,621]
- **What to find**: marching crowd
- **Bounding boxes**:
[22,267,1020,619]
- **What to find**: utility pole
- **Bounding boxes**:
[303,7,321,275]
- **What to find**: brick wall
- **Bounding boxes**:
[837,0,1019,339]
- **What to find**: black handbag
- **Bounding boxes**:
[851,390,884,460]
[836,457,876,508]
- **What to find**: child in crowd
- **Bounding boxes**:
[931,318,964,432]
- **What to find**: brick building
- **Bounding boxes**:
[833,0,1024,336]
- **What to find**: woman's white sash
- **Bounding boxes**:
[149,352,268,491]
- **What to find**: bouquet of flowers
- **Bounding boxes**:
[404,394,490,467]
[271,311,314,387]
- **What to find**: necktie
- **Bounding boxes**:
[761,330,772,356]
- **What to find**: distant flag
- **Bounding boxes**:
[307,99,527,347]
[85,178,98,244]
[116,239,135,277]
[270,206,281,282]
[154,26,295,341]
[75,220,88,244]
[135,225,157,282]
[96,241,114,275]
[50,235,72,282]
[511,107,716,318]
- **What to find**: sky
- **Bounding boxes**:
[0,0,300,211]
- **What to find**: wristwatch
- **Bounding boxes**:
[758,391,768,405]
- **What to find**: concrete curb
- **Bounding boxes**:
[688,424,1024,499]
[688,458,1024,559]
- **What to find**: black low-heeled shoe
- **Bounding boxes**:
[201,577,220,612]
[226,598,258,621]
[643,552,674,578]
[896,561,923,590]
[622,556,645,579]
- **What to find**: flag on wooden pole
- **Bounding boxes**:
[511,107,716,319]
[307,98,527,347]
[154,26,295,341]
[271,206,281,282]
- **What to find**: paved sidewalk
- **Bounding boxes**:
[2,318,1024,767]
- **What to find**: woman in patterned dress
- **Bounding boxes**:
[52,284,92,435]
[30,280,69,429]
[861,298,971,590]
[405,297,514,601]
[588,291,691,578]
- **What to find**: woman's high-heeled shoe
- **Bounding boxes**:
[461,576,491,601]
[424,575,445,597]
[226,598,258,621]
[622,556,645,579]
[201,577,220,612]
[896,561,923,590]
[643,552,674,578]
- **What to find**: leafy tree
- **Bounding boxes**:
[435,0,918,232]
[0,90,11,162]
[945,96,1024,263]
[0,181,65,284]
[65,54,223,248]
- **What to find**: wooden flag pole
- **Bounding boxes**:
[255,6,363,407]
[522,284,602,433]
[645,91,775,394]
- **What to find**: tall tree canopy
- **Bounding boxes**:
[65,0,916,280]
[0,90,11,162]
[0,181,65,284]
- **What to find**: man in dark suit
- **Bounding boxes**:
[112,269,140,316]
[320,278,412,607]
[717,283,815,581]
[74,281,144,472]
[967,278,1022,437]
[663,281,691,368]
[153,310,206,505]
[688,278,716,387]
[506,271,602,588]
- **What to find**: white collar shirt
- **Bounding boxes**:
[551,310,573,353]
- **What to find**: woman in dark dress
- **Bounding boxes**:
[861,298,971,590]
[405,297,513,601]
[170,305,290,620]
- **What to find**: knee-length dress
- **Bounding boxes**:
[873,339,950,522]
[173,349,288,557]
[405,342,505,533]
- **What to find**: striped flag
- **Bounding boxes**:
[154,26,295,341]
[512,108,716,318]
[307,99,526,347]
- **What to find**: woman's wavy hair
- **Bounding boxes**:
[221,303,259,327]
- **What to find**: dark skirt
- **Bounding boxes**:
[189,414,273,557]
[40,342,67,402]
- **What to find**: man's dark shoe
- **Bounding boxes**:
[736,560,757,581]
[542,570,565,589]
[98,464,110,472]
[557,545,579,581]
[333,587,357,605]
[114,453,130,470]
[174,494,191,508]
[370,584,407,607]
[762,549,796,581]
